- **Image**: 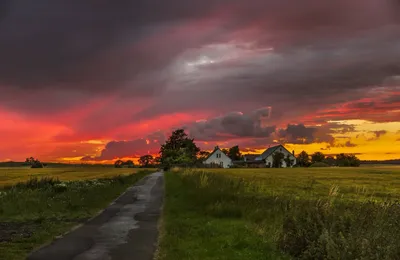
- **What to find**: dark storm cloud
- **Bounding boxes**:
[187,107,275,141]
[277,124,335,144]
[1,0,400,123]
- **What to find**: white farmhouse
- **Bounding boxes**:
[203,146,233,168]
[255,144,296,168]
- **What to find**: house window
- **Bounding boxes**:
[216,153,221,158]
[220,161,224,167]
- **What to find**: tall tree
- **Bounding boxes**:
[311,152,326,163]
[139,155,154,167]
[272,152,285,168]
[159,129,200,169]
[284,154,294,167]
[228,145,242,161]
[296,151,310,167]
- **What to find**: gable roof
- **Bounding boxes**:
[257,144,295,160]
[203,146,232,162]
[257,145,282,160]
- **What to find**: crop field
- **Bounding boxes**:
[157,166,400,260]
[0,167,149,187]
[0,168,151,260]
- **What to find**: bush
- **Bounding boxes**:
[13,177,60,189]
[310,162,330,167]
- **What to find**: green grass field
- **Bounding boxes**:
[0,167,149,187]
[0,168,152,260]
[157,166,400,260]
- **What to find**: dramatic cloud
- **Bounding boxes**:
[1,0,400,161]
[188,107,275,141]
[277,124,336,145]
[83,131,166,161]
[369,130,388,140]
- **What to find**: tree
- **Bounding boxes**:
[139,155,154,167]
[198,151,211,163]
[153,157,161,167]
[114,159,124,168]
[311,152,326,163]
[324,156,336,166]
[228,145,242,161]
[125,160,135,168]
[272,152,285,168]
[336,153,360,167]
[296,151,310,167]
[159,129,200,169]
[25,157,44,168]
[221,148,229,156]
[284,154,294,167]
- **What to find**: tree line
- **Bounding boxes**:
[295,151,361,167]
[112,129,360,169]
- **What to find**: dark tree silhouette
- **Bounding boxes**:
[114,160,124,168]
[228,145,242,161]
[284,154,294,167]
[272,152,285,168]
[296,151,311,167]
[25,157,44,168]
[125,160,135,168]
[159,129,200,170]
[139,155,154,167]
[311,152,326,163]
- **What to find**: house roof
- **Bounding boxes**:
[203,146,231,162]
[243,154,260,161]
[257,145,282,160]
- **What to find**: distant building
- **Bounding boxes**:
[255,144,296,168]
[203,146,233,168]
[243,154,259,162]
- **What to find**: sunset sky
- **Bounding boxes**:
[0,0,399,163]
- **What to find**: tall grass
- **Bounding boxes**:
[173,169,400,259]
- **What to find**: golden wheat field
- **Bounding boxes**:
[182,166,400,201]
[0,167,149,187]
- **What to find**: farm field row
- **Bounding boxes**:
[206,166,400,201]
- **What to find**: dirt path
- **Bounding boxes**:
[28,171,164,260]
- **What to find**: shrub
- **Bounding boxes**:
[13,177,60,189]
[310,162,330,167]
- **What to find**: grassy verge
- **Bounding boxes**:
[157,171,289,260]
[157,169,400,260]
[0,170,150,260]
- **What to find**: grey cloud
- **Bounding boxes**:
[188,107,276,141]
[277,124,335,144]
[336,141,358,148]
[84,131,166,161]
[1,0,400,126]
[370,130,388,140]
